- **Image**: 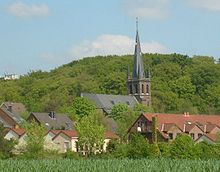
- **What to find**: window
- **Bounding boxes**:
[135,84,138,94]
[64,142,70,152]
[129,85,132,94]
[110,100,115,105]
[142,84,144,93]
[126,101,130,105]
[190,133,195,139]
[198,133,203,138]
[168,133,173,140]
[146,85,149,94]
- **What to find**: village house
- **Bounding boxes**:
[128,113,220,143]
[52,130,119,153]
[0,102,26,116]
[0,106,24,128]
[27,112,74,130]
[4,128,119,154]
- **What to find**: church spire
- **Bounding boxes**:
[132,17,145,79]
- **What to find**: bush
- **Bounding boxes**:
[170,134,195,159]
[63,150,81,160]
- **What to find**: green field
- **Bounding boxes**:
[0,159,219,172]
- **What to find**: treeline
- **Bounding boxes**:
[0,53,220,115]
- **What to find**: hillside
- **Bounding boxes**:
[0,53,219,115]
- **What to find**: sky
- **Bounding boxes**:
[0,0,220,75]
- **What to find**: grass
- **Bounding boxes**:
[0,158,220,172]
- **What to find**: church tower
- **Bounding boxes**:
[127,18,151,106]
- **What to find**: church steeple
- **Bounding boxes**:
[132,18,145,79]
[127,18,151,107]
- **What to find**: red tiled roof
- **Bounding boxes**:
[47,130,62,135]
[204,133,219,142]
[143,113,220,131]
[162,123,178,132]
[61,130,78,138]
[11,128,25,137]
[104,131,119,139]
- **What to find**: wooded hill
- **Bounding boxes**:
[0,53,220,115]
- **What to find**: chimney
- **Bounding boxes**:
[204,124,207,133]
[183,123,186,132]
[161,123,165,131]
[8,105,12,113]
[184,112,190,117]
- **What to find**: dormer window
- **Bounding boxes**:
[49,112,56,119]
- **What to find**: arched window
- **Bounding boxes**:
[129,85,132,94]
[135,84,138,94]
[146,85,149,94]
[142,84,144,93]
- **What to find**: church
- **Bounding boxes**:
[81,19,151,115]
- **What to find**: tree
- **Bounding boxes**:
[23,121,46,158]
[0,124,16,159]
[110,104,129,120]
[65,97,96,120]
[170,134,195,159]
[76,112,105,156]
[134,104,154,113]
[127,133,150,159]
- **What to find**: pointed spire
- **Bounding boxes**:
[132,17,145,79]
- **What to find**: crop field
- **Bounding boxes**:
[0,159,220,172]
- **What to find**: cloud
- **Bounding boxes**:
[188,0,220,12]
[8,2,50,18]
[122,0,171,20]
[70,34,168,58]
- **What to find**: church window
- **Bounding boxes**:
[135,84,138,93]
[129,85,132,94]
[146,85,149,94]
[142,84,144,93]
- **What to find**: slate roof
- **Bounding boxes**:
[29,112,74,130]
[132,19,145,79]
[81,93,138,114]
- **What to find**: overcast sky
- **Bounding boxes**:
[1,0,220,75]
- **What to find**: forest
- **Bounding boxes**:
[0,53,219,115]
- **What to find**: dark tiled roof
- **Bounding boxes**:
[30,112,74,130]
[81,93,138,114]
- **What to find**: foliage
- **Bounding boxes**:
[22,121,46,159]
[110,104,129,120]
[0,54,219,114]
[0,124,16,159]
[126,133,150,159]
[69,97,96,119]
[76,112,105,155]
[170,134,195,159]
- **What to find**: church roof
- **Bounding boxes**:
[132,18,145,79]
[81,93,139,114]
